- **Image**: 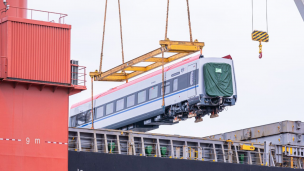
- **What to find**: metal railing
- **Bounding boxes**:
[0,56,7,79]
[71,64,86,87]
[0,6,68,24]
[69,128,304,169]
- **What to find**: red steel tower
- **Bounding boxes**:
[0,0,86,170]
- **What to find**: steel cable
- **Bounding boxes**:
[162,0,170,107]
[165,0,169,39]
[118,0,127,82]
[251,0,269,32]
[266,0,268,33]
[252,0,253,32]
[91,77,94,129]
[186,0,193,42]
[99,0,108,73]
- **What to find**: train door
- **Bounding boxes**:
[187,63,197,98]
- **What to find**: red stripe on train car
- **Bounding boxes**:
[71,54,201,109]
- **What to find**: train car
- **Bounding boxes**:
[70,54,237,131]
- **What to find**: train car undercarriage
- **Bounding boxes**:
[118,95,237,132]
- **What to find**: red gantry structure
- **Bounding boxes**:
[0,0,86,170]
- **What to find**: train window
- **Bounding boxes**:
[76,113,86,126]
[161,82,170,95]
[149,85,158,100]
[106,103,114,115]
[85,110,92,122]
[96,106,104,118]
[190,71,194,86]
[138,90,146,104]
[173,78,178,91]
[127,94,135,107]
[116,98,124,111]
[70,116,76,127]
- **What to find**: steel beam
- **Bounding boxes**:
[91,48,162,81]
[258,148,262,165]
[197,146,203,160]
[77,131,82,151]
[234,145,239,164]
[93,133,98,152]
[141,137,145,156]
[90,40,203,82]
[117,135,121,154]
[183,145,188,159]
[145,57,169,63]
[213,143,217,162]
[157,138,161,157]
[159,40,204,53]
[221,144,226,163]
[295,0,304,21]
[170,140,174,158]
[124,66,147,71]
[104,134,108,153]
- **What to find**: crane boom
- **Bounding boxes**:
[295,0,304,21]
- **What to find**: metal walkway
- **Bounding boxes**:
[68,127,304,169]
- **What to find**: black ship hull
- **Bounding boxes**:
[69,151,295,171]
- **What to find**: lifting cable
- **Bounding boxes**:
[99,0,108,73]
[91,0,127,129]
[266,0,268,33]
[118,0,127,83]
[91,77,94,129]
[98,0,125,75]
[91,0,108,129]
[186,0,193,42]
[251,0,269,33]
[251,0,269,59]
[161,0,194,109]
[161,0,170,108]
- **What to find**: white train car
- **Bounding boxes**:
[70,54,237,131]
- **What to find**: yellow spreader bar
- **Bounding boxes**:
[90,39,204,82]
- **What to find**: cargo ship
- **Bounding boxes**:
[0,0,303,171]
[67,121,303,171]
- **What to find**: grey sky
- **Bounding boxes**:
[29,0,304,136]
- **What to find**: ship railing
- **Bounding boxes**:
[232,149,265,166]
[0,6,68,24]
[281,156,303,169]
[134,141,158,157]
[68,128,304,169]
[71,64,86,87]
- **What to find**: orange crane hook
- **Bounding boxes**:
[259,41,262,59]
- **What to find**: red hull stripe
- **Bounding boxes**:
[71,54,201,109]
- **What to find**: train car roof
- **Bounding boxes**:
[71,54,232,109]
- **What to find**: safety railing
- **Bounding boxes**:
[71,64,86,87]
[68,128,304,169]
[0,56,7,79]
[0,6,67,24]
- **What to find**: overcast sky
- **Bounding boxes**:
[29,0,304,137]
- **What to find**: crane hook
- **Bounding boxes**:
[259,41,262,59]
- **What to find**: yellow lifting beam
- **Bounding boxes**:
[89,39,204,82]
